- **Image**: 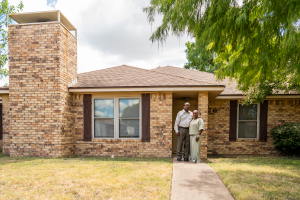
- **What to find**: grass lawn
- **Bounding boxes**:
[0,151,172,199]
[205,155,300,200]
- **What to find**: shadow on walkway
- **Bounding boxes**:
[171,157,234,200]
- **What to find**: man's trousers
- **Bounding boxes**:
[177,127,190,159]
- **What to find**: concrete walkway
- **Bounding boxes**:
[171,157,234,200]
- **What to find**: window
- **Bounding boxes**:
[93,97,140,139]
[119,99,140,138]
[237,104,259,139]
[94,99,115,138]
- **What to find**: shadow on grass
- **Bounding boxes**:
[209,167,300,200]
[205,154,300,171]
[0,151,172,166]
[208,154,300,160]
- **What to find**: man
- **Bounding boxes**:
[174,102,193,161]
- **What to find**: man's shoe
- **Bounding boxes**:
[177,158,181,161]
[184,158,189,162]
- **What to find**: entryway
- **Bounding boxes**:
[172,92,198,154]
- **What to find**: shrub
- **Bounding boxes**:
[270,123,300,156]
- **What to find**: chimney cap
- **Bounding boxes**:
[8,10,76,31]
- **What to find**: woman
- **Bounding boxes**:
[189,110,204,163]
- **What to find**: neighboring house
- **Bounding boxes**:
[0,10,300,158]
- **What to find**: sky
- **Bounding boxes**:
[1,0,193,86]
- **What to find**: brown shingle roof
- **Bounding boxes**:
[71,65,225,88]
[152,66,243,95]
[0,86,9,90]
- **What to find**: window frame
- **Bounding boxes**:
[236,103,260,139]
[92,96,141,139]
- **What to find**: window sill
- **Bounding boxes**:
[236,138,259,141]
[92,138,141,140]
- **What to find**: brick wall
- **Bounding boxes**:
[7,22,77,157]
[73,93,173,157]
[198,92,208,158]
[2,95,9,155]
[58,25,77,157]
[267,100,300,130]
[207,99,300,155]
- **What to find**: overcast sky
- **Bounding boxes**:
[2,0,193,85]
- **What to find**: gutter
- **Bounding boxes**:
[215,94,300,100]
[68,86,225,92]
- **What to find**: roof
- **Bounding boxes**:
[152,66,243,95]
[70,65,225,88]
[0,86,9,90]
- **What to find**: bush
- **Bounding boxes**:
[270,123,300,156]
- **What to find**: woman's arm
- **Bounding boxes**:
[195,129,203,142]
[196,119,204,142]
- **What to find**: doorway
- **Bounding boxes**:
[172,92,198,154]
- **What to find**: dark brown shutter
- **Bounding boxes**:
[142,93,150,142]
[259,100,268,142]
[0,105,2,140]
[229,100,237,141]
[83,94,92,141]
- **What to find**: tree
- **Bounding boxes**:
[0,0,23,81]
[184,41,220,73]
[144,0,300,104]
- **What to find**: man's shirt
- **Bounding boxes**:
[174,109,193,133]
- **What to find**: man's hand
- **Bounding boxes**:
[195,136,199,142]
[176,132,179,136]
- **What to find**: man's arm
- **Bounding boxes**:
[174,111,180,135]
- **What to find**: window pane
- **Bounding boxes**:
[119,99,139,118]
[94,99,114,118]
[238,121,257,138]
[239,104,257,120]
[94,119,114,138]
[119,119,139,138]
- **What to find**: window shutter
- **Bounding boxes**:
[0,105,2,140]
[259,100,268,142]
[83,94,92,141]
[142,93,150,142]
[229,100,237,141]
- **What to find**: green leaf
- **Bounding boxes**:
[144,0,300,104]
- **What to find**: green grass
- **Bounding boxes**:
[0,151,172,199]
[205,155,300,200]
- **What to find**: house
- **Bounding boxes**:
[0,10,300,158]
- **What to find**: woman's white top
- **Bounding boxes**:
[189,118,205,135]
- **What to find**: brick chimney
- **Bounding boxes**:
[7,11,77,157]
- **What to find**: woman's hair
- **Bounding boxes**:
[193,110,199,114]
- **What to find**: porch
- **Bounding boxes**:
[172,91,209,159]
